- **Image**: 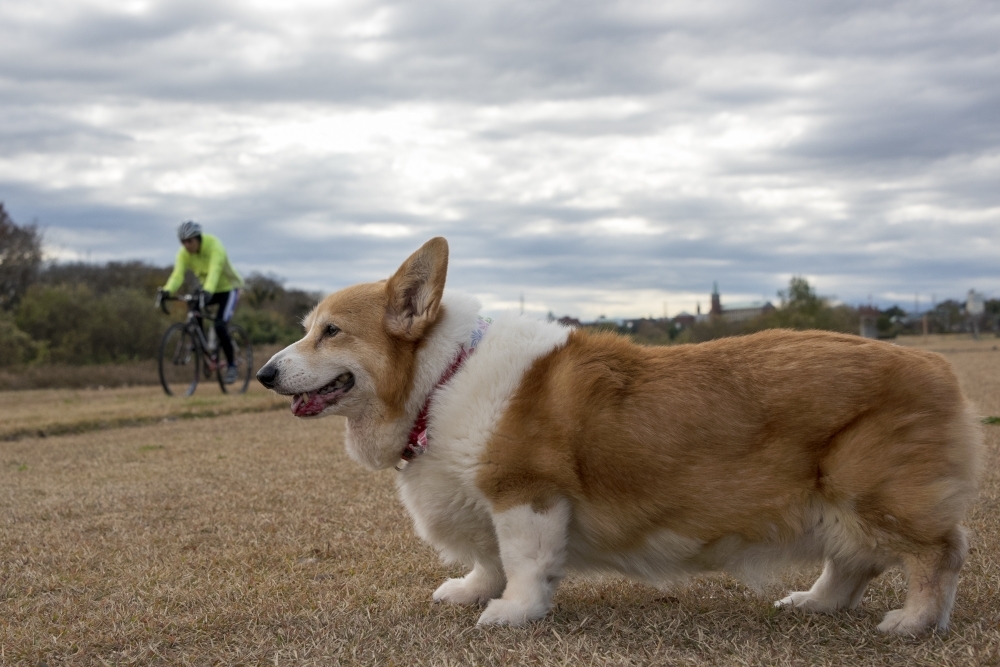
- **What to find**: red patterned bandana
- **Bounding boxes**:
[401,318,491,466]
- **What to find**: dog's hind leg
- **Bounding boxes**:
[776,556,883,613]
[877,527,968,635]
[477,498,571,626]
[433,560,506,606]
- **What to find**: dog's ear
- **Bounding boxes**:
[384,237,449,341]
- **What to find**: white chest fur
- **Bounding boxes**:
[396,313,571,567]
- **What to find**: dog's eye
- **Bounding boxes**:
[324,324,341,338]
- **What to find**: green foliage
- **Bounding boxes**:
[39,261,172,297]
[0,313,39,365]
[0,260,319,367]
[876,305,907,338]
[0,202,43,311]
[13,284,164,364]
[629,319,676,345]
[235,272,317,345]
[15,283,96,362]
[242,271,317,327]
[233,308,303,346]
[754,276,857,333]
[926,299,969,334]
[243,272,284,308]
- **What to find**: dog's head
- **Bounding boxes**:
[257,236,449,431]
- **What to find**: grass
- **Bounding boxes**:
[0,383,287,442]
[1,334,1000,665]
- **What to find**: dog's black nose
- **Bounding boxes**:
[256,364,279,389]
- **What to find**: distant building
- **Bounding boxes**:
[673,312,696,329]
[710,282,775,323]
[859,306,879,339]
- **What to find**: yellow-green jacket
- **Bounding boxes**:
[163,233,244,296]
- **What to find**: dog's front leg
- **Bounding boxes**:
[477,498,571,626]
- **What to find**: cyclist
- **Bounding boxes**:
[161,221,245,384]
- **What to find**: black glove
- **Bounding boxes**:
[155,288,169,312]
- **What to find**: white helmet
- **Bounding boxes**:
[177,221,202,241]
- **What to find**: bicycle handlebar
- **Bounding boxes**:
[156,291,214,318]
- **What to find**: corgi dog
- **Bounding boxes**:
[256,237,982,635]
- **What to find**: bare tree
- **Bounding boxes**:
[0,203,43,311]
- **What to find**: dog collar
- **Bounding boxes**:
[401,317,491,467]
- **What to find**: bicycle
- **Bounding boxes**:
[155,290,253,397]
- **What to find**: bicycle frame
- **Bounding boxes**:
[157,290,252,396]
[160,293,223,371]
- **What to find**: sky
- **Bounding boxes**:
[1,0,998,320]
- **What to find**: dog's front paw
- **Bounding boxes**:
[774,591,838,614]
[876,609,934,635]
[433,577,496,606]
[476,598,546,626]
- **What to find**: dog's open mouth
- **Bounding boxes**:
[290,372,355,417]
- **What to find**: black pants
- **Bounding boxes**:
[197,290,240,366]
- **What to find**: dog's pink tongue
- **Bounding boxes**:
[291,391,326,417]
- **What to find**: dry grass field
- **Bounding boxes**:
[2,334,1000,666]
[0,384,287,443]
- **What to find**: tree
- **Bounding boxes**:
[751,276,857,334]
[778,276,823,315]
[0,203,43,311]
[39,261,171,297]
[243,271,284,308]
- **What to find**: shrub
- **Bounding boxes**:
[0,314,39,365]
[15,284,96,363]
[13,284,164,364]
[233,308,303,346]
[90,288,165,362]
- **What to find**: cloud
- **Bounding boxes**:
[1,0,999,318]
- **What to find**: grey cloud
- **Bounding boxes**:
[1,0,998,316]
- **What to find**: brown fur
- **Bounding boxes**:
[478,328,981,560]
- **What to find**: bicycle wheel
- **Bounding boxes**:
[158,322,201,396]
[217,324,253,394]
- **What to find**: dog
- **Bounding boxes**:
[256,237,982,634]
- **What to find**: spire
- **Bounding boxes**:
[711,281,722,316]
